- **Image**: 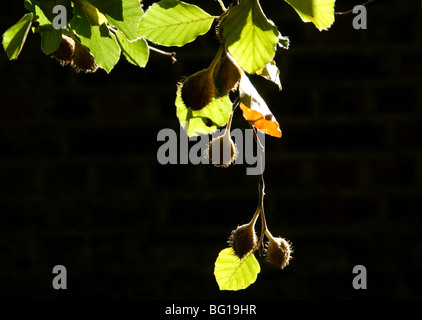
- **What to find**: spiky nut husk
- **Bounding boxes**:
[265,237,292,269]
[181,69,216,111]
[52,35,75,66]
[216,56,241,92]
[229,223,257,259]
[215,12,227,44]
[71,40,98,73]
[207,134,237,168]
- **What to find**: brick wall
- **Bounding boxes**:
[0,0,421,299]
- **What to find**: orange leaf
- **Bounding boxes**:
[238,70,282,138]
[240,103,282,138]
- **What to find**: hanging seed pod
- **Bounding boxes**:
[207,132,237,168]
[206,111,237,167]
[216,55,241,92]
[180,69,216,111]
[52,35,75,66]
[215,11,228,44]
[228,223,258,259]
[71,40,98,73]
[265,236,292,269]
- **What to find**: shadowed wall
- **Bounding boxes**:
[0,0,421,299]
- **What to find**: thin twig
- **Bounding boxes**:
[232,96,240,112]
[335,0,375,16]
[216,0,227,12]
[248,121,267,255]
[149,46,177,63]
[258,174,267,255]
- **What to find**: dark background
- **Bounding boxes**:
[0,0,421,299]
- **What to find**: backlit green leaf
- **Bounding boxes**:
[138,0,215,47]
[40,28,62,54]
[214,247,260,291]
[86,0,123,20]
[33,4,53,32]
[223,0,279,74]
[24,0,36,12]
[2,13,33,60]
[175,78,232,137]
[106,0,144,41]
[284,0,335,31]
[37,0,73,23]
[115,30,149,67]
[80,0,108,26]
[70,6,121,73]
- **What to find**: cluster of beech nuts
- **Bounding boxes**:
[228,215,292,269]
[179,47,292,268]
[179,52,241,167]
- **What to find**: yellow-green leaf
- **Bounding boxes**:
[214,247,260,291]
[223,0,279,74]
[80,0,108,25]
[2,13,33,60]
[106,0,144,41]
[284,0,335,31]
[139,0,215,47]
[70,6,121,73]
[115,30,149,67]
[175,83,232,137]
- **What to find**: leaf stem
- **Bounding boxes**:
[257,174,267,255]
[216,0,228,12]
[207,45,224,73]
[149,46,177,63]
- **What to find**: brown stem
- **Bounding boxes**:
[248,121,268,255]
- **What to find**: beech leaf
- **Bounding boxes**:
[2,13,33,60]
[284,0,335,31]
[175,83,232,137]
[223,0,279,74]
[239,70,282,138]
[138,0,214,47]
[115,30,149,67]
[214,247,260,291]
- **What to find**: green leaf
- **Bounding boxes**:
[106,0,144,41]
[284,0,335,31]
[79,0,107,26]
[115,30,149,68]
[37,0,73,23]
[40,28,62,54]
[2,13,33,60]
[24,0,37,12]
[223,0,279,74]
[138,0,215,47]
[34,3,53,31]
[214,247,260,291]
[175,79,232,137]
[70,6,121,73]
[86,0,123,20]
